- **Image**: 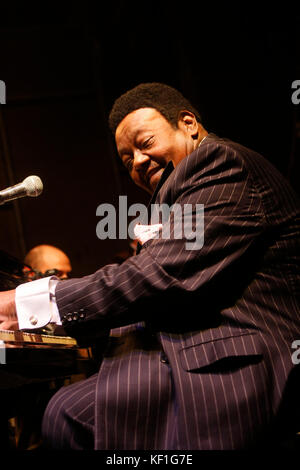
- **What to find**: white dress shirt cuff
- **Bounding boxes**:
[15,276,61,330]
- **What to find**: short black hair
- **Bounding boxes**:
[108,82,202,135]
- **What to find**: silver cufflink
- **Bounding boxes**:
[29,315,38,326]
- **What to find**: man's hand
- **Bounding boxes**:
[0,289,19,330]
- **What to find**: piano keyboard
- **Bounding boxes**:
[0,329,77,347]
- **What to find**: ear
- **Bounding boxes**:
[177,111,199,139]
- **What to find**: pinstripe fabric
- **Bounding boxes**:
[42,373,97,449]
[43,134,300,449]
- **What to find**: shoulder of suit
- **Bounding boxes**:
[185,133,265,174]
[176,133,247,174]
[156,134,258,199]
[199,133,248,153]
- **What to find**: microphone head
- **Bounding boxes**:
[23,175,43,197]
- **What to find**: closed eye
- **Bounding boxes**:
[123,158,133,172]
[140,136,154,149]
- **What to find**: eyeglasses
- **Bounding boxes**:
[31,268,70,280]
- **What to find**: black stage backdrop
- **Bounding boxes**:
[0,1,299,276]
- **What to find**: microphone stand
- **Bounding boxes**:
[0,108,27,258]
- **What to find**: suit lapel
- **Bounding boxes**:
[136,162,174,254]
[147,161,174,207]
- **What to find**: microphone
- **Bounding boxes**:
[0,176,43,205]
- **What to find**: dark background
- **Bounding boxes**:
[0,1,299,277]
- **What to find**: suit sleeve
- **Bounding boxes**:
[55,142,268,335]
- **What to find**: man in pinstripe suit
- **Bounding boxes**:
[0,83,300,449]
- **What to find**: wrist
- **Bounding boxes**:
[0,289,18,330]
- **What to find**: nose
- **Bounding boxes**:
[133,149,149,171]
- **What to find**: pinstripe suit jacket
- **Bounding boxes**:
[56,133,300,449]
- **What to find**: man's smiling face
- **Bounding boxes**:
[115,107,196,194]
